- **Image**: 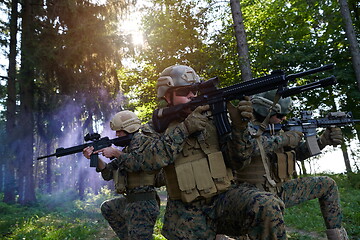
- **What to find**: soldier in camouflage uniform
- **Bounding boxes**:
[229,90,348,240]
[114,65,295,240]
[83,110,163,240]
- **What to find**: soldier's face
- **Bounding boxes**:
[116,130,127,137]
[164,87,196,106]
[269,114,286,124]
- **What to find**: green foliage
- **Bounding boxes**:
[0,201,45,237]
[1,187,114,240]
[117,0,213,119]
[140,0,210,73]
[153,207,166,240]
[6,214,98,240]
[117,64,158,122]
[347,171,360,189]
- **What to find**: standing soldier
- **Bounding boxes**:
[115,65,291,239]
[83,110,162,240]
[229,90,348,240]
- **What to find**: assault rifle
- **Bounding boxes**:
[257,111,360,156]
[37,133,133,167]
[152,64,337,135]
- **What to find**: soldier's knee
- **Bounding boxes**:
[320,176,338,189]
[325,176,336,185]
[100,200,112,216]
[262,195,285,215]
[252,193,285,215]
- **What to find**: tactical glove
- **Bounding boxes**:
[183,105,210,134]
[319,127,343,149]
[280,131,303,148]
[227,96,253,130]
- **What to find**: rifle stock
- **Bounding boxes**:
[152,64,336,134]
[37,133,133,167]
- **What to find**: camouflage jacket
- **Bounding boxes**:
[108,121,189,172]
[228,120,313,170]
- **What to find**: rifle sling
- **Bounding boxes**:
[252,92,282,187]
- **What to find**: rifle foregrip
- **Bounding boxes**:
[90,154,98,168]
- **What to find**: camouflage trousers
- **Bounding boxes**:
[162,184,286,240]
[279,176,342,229]
[100,196,159,240]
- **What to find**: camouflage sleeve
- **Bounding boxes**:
[294,141,313,161]
[109,121,189,172]
[257,132,288,154]
[97,162,116,181]
[246,130,314,161]
[226,127,255,169]
[228,124,290,169]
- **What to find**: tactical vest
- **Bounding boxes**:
[113,170,157,194]
[164,120,233,203]
[234,149,296,193]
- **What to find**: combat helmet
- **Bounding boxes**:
[252,90,293,117]
[110,110,141,133]
[156,65,200,99]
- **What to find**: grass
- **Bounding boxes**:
[0,187,112,240]
[0,173,359,239]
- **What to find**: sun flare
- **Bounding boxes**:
[120,13,144,47]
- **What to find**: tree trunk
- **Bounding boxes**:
[229,0,252,81]
[341,143,352,173]
[46,141,53,194]
[78,169,86,200]
[338,0,360,91]
[18,0,36,205]
[300,161,308,175]
[4,0,19,204]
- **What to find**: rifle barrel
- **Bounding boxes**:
[286,64,334,81]
[281,76,336,98]
[37,153,57,160]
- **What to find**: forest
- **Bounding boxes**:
[0,0,359,239]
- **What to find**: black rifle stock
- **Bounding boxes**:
[258,111,360,156]
[152,64,336,135]
[37,133,133,167]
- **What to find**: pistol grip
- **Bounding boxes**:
[90,154,98,167]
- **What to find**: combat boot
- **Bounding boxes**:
[326,227,349,240]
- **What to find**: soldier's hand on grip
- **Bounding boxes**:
[94,147,122,159]
[280,131,303,148]
[82,146,94,159]
[227,96,253,130]
[184,105,210,134]
[319,127,343,148]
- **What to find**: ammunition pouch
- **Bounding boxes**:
[164,121,233,203]
[234,150,296,192]
[113,169,156,194]
[271,151,296,183]
[127,171,156,189]
[166,150,233,203]
[113,169,127,194]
